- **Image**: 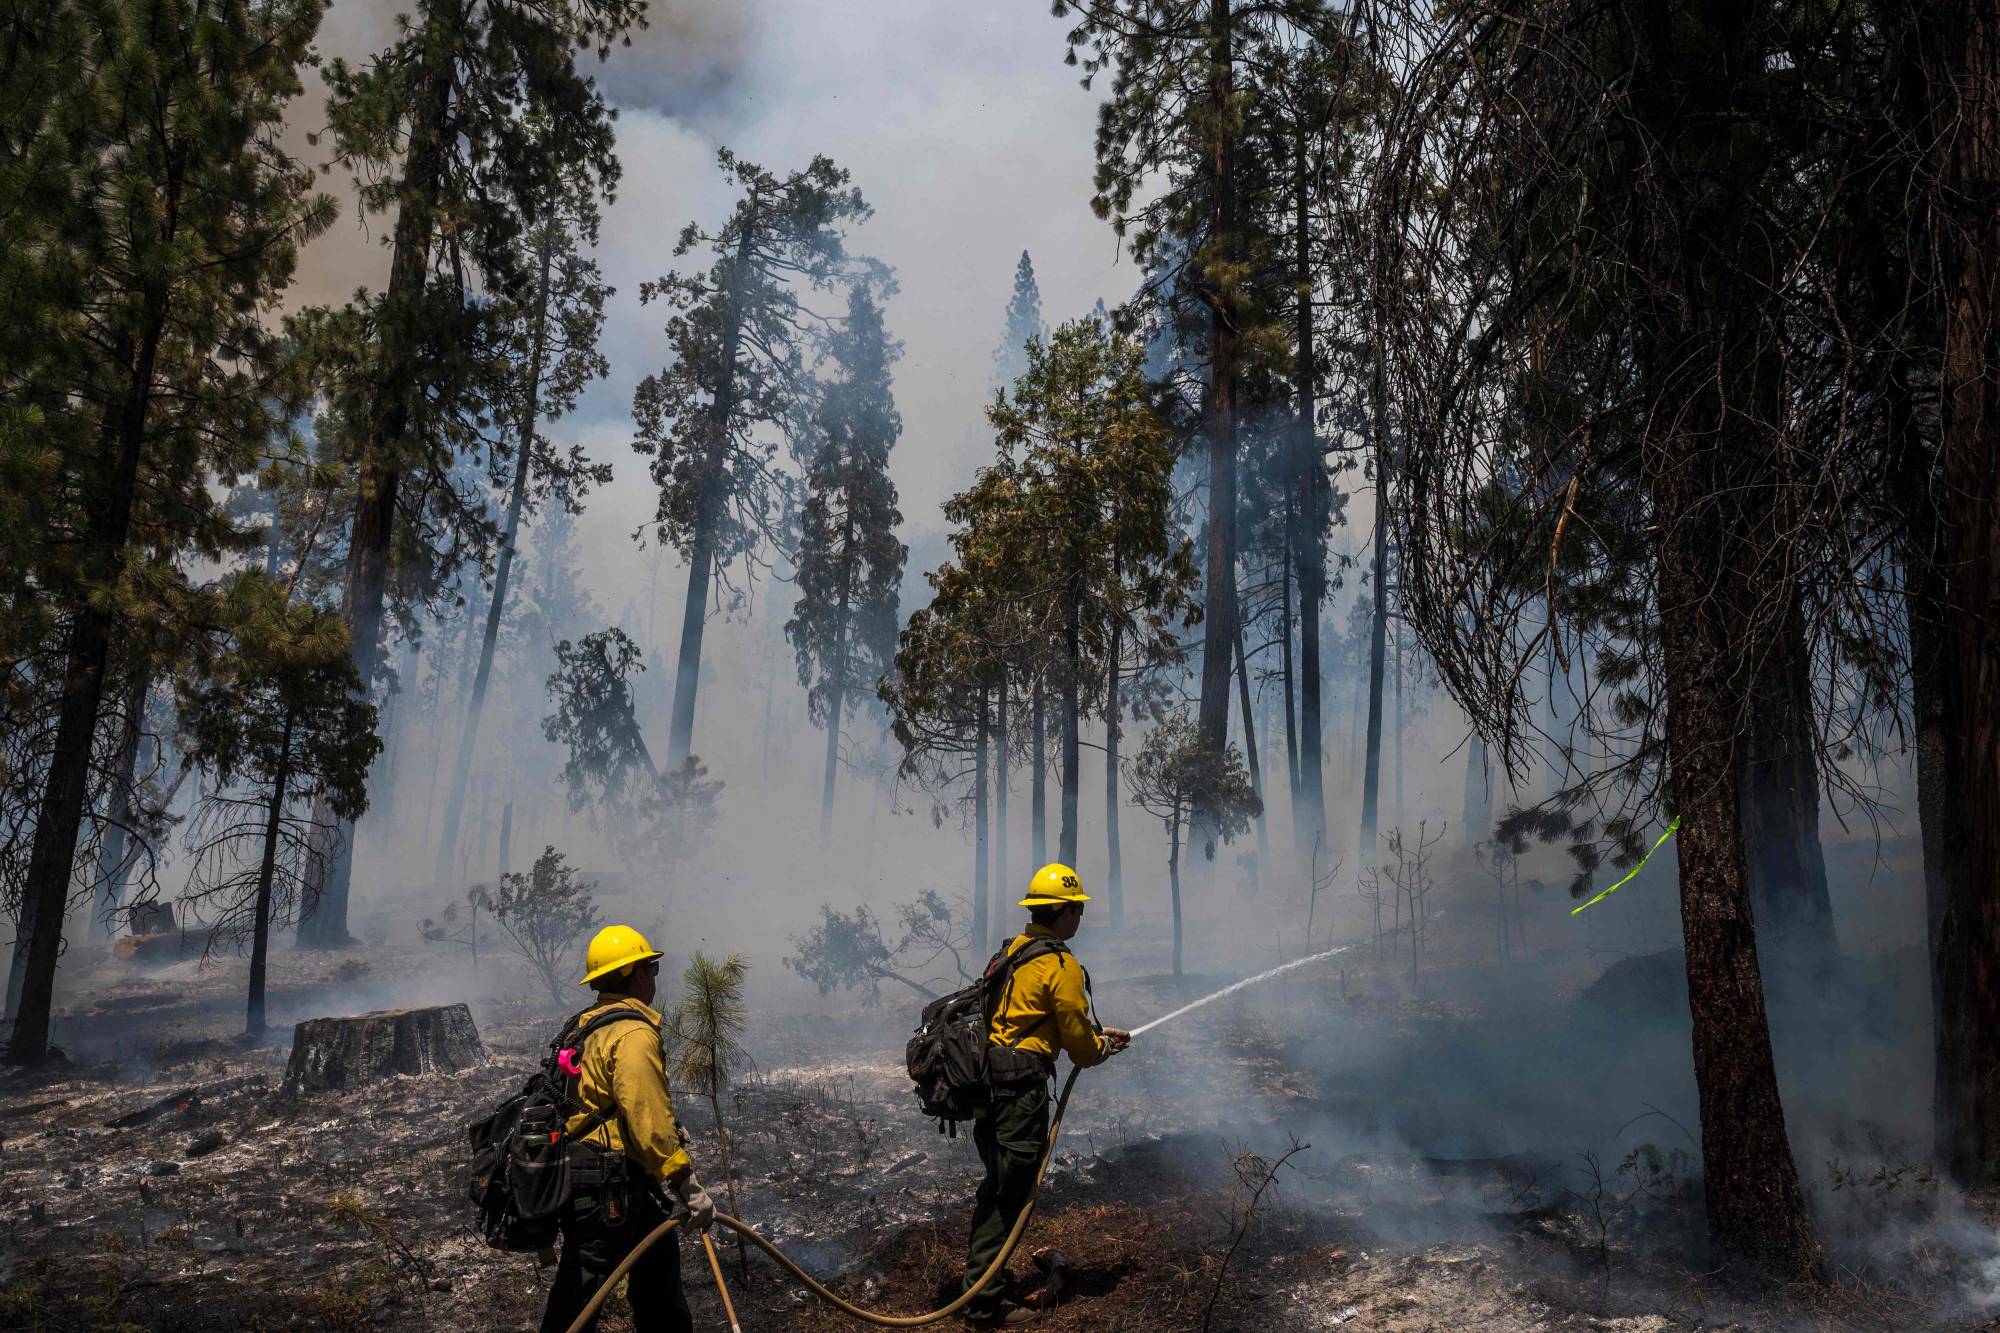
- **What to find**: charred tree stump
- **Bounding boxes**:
[284,1004,484,1092]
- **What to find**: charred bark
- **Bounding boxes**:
[1923,0,2000,1188]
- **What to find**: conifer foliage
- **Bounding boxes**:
[787,285,908,841]
[177,575,380,1035]
[634,151,883,773]
[301,0,639,948]
[1,0,337,1062]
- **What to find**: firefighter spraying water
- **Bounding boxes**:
[521,863,1377,1333]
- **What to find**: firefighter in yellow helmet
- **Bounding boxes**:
[540,925,713,1333]
[960,865,1131,1327]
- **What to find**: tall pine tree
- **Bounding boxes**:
[633,151,880,773]
[2,0,336,1062]
[788,285,907,843]
[434,178,614,885]
[303,0,637,946]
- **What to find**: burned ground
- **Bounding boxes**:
[0,928,1990,1332]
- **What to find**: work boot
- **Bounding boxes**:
[964,1305,1037,1328]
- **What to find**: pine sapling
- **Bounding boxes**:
[666,951,751,1276]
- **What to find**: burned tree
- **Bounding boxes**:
[177,576,380,1036]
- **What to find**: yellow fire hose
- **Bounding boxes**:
[563,1066,1083,1333]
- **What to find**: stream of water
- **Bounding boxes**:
[1128,939,1365,1037]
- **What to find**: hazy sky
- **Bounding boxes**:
[296,0,1139,596]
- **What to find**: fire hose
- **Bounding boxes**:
[563,1065,1083,1333]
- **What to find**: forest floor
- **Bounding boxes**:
[1,922,1996,1332]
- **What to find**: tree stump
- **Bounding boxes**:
[284,1004,485,1092]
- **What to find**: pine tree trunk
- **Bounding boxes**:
[1619,10,1823,1273]
[1060,590,1081,865]
[302,29,457,949]
[1168,816,1184,979]
[9,300,168,1061]
[819,676,844,845]
[1290,126,1323,873]
[667,224,757,771]
[96,667,151,929]
[438,230,554,884]
[1392,617,1405,828]
[974,688,991,956]
[497,801,512,879]
[1031,676,1047,867]
[1233,623,1269,866]
[1280,532,1301,862]
[248,719,294,1036]
[1105,632,1124,931]
[1911,0,2000,1187]
[1898,376,1962,1176]
[1359,344,1391,863]
[996,665,1010,929]
[1195,0,1240,783]
[1650,493,1822,1276]
[1737,598,1837,988]
[820,518,855,849]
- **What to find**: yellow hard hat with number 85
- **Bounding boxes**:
[1020,862,1091,908]
[579,923,663,985]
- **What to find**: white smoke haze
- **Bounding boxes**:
[14,2,1980,1327]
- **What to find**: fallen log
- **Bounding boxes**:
[103,1076,265,1129]
[283,1004,485,1093]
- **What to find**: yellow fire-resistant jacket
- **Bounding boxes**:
[987,925,1109,1069]
[562,997,693,1184]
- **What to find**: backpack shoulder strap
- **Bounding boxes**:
[575,1007,657,1045]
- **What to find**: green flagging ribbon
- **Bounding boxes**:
[1570,816,1681,916]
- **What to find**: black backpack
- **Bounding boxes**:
[905,937,1070,1132]
[464,1006,654,1250]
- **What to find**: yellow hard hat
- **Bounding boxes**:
[579,924,663,986]
[1020,863,1091,908]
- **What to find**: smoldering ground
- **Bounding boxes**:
[4,1,1988,1329]
[6,834,1992,1331]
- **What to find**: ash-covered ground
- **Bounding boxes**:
[2,916,1993,1332]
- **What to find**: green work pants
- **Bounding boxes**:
[961,1079,1050,1317]
[540,1180,691,1333]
